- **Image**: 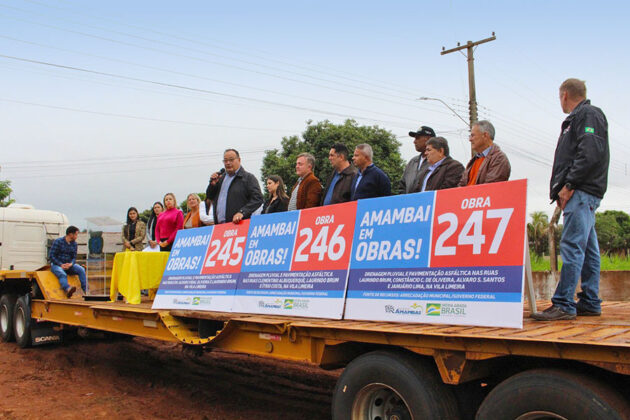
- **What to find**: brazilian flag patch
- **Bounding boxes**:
[585,127,595,133]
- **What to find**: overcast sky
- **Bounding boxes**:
[1,0,629,228]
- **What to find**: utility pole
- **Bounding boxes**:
[441,33,496,130]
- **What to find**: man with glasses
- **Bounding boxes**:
[206,149,263,224]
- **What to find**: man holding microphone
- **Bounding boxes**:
[206,149,263,224]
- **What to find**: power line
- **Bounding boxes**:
[0,7,453,112]
[0,53,426,128]
[0,98,294,132]
[17,0,452,101]
[0,34,433,124]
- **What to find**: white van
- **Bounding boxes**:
[0,204,68,270]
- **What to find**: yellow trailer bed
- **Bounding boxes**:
[2,269,629,419]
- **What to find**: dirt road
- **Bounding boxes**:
[0,334,338,419]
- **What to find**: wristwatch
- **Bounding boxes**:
[564,182,574,191]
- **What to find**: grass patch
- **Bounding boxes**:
[529,253,630,271]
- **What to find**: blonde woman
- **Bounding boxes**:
[183,193,202,229]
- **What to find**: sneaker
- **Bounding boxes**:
[65,286,76,298]
[530,305,576,321]
[576,305,601,316]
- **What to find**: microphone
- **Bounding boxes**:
[210,167,225,184]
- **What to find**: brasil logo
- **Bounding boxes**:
[283,299,294,309]
[426,303,441,316]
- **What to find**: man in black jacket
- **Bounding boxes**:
[321,143,357,206]
[206,149,263,224]
[532,78,609,321]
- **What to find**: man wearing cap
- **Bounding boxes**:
[458,120,511,187]
[399,125,435,194]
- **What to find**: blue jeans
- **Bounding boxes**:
[51,264,87,292]
[552,190,602,314]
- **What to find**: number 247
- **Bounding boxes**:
[434,208,513,256]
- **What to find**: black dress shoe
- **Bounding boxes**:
[65,286,76,298]
[531,305,576,321]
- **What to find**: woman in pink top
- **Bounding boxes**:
[155,192,184,252]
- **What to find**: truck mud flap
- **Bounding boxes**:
[31,320,63,346]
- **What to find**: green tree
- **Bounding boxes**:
[260,119,405,195]
[596,210,630,255]
[0,179,15,207]
[527,211,549,257]
[138,208,152,224]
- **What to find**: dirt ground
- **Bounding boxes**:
[0,334,339,419]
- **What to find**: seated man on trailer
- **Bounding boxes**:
[49,225,87,298]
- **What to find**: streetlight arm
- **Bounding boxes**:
[417,97,470,127]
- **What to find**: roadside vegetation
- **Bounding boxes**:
[528,209,630,271]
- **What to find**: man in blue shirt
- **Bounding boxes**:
[49,225,86,298]
[351,144,391,200]
[321,143,357,206]
[206,149,263,224]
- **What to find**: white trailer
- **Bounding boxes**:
[0,204,68,270]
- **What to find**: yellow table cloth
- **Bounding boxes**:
[110,251,169,304]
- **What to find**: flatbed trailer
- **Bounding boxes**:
[2,269,630,419]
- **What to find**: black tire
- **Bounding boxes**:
[13,295,32,348]
[332,350,459,420]
[476,368,630,420]
[0,294,18,342]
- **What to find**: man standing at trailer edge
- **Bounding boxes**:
[458,120,511,186]
[206,149,263,224]
[49,225,87,298]
[321,143,357,205]
[399,125,435,194]
[532,79,609,321]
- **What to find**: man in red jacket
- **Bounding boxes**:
[458,120,511,187]
[288,152,322,210]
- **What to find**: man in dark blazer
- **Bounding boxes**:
[288,152,322,210]
[321,143,357,206]
[350,144,391,200]
[206,149,263,224]
[415,137,464,192]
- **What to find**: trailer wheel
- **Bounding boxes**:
[13,296,32,348]
[332,350,459,420]
[0,294,18,342]
[476,368,630,420]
